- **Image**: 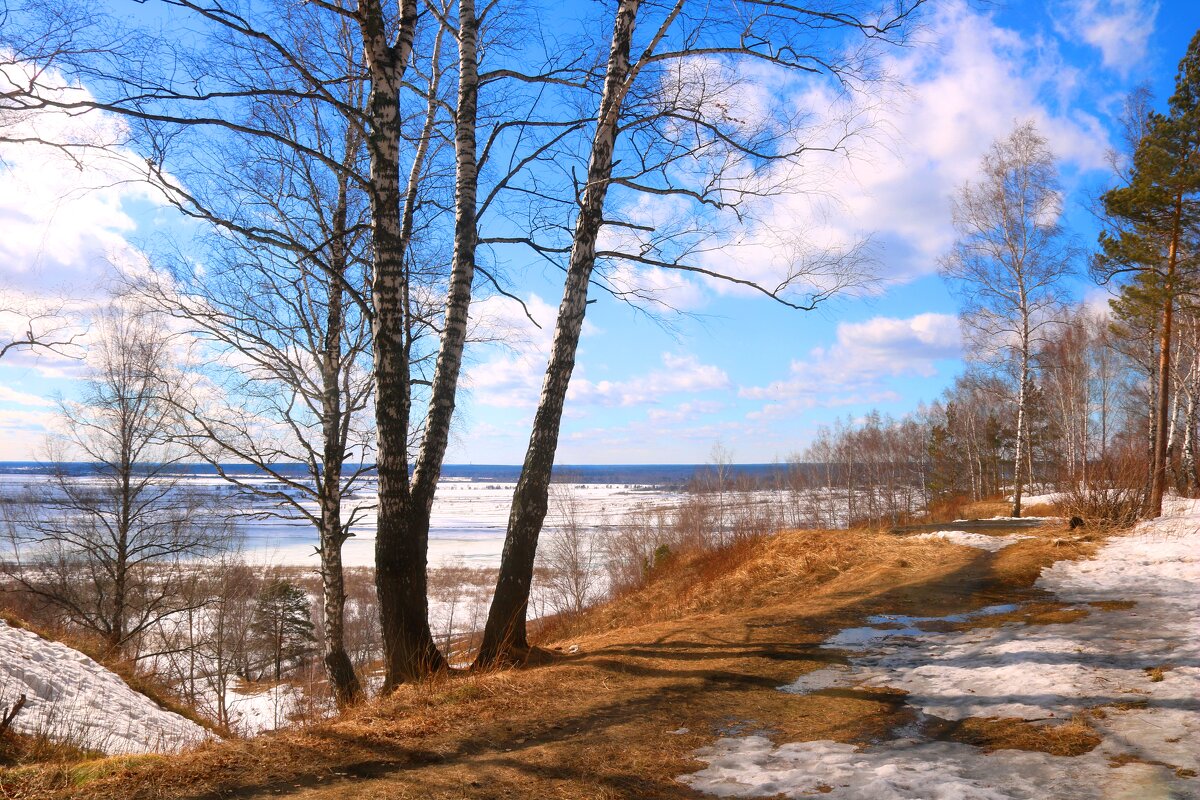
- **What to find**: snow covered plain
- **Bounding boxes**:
[0,470,683,569]
[0,621,210,755]
[682,501,1200,799]
[232,480,682,568]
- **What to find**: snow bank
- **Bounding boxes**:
[912,531,1031,552]
[226,683,307,735]
[1010,492,1063,507]
[684,501,1200,799]
[0,621,211,754]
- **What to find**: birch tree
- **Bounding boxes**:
[476,0,924,667]
[2,311,227,655]
[3,0,589,685]
[940,121,1076,518]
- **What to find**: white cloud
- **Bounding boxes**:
[646,399,728,424]
[0,62,153,293]
[0,406,55,456]
[465,289,729,411]
[740,312,961,402]
[615,0,1115,303]
[602,263,707,313]
[463,293,565,409]
[0,384,53,407]
[569,353,730,408]
[1055,0,1159,74]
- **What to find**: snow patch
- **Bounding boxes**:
[0,620,211,754]
[685,500,1200,798]
[683,735,1197,799]
[912,530,1032,551]
[226,683,307,735]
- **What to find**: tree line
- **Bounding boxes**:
[795,36,1200,528]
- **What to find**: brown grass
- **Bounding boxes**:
[927,716,1101,756]
[959,500,1011,519]
[1143,665,1173,682]
[584,529,946,634]
[0,517,1100,800]
[1089,600,1137,611]
[1107,752,1197,779]
[0,732,98,770]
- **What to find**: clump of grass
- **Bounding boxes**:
[1143,664,1173,682]
[929,715,1101,757]
[0,729,98,769]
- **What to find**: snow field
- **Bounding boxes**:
[683,501,1200,799]
[0,620,210,755]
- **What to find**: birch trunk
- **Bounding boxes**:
[360,0,443,686]
[475,0,641,667]
[1012,311,1032,520]
[317,170,362,707]
[411,0,480,544]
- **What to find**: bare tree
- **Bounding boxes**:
[0,294,83,361]
[2,310,227,655]
[940,121,1077,518]
[476,0,923,666]
[128,37,382,705]
[538,484,600,618]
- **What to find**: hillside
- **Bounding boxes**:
[0,621,210,757]
[1,506,1197,799]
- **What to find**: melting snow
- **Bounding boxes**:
[0,620,211,755]
[912,531,1032,551]
[684,501,1200,799]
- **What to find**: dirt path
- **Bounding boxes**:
[216,527,1079,800]
[12,524,1091,800]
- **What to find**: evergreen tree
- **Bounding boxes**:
[252,581,317,683]
[1094,30,1200,517]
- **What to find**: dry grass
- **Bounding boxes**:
[1143,664,1173,682]
[927,716,1101,756]
[1089,600,1136,611]
[959,500,1011,519]
[1107,752,1197,779]
[585,529,947,634]
[0,732,98,770]
[0,517,1101,800]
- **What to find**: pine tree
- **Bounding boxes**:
[1094,30,1200,517]
[252,581,317,683]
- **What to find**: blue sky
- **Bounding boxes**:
[1,0,1197,463]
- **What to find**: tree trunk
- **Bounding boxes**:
[410,0,480,568]
[475,0,641,668]
[1180,379,1196,495]
[1148,193,1182,518]
[360,0,443,688]
[317,148,362,709]
[1011,353,1029,518]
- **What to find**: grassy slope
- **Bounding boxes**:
[0,520,1101,800]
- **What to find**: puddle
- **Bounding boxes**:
[824,605,1020,650]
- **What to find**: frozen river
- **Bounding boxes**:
[240,478,684,568]
[0,463,710,569]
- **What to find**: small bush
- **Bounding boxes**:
[1060,452,1148,528]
